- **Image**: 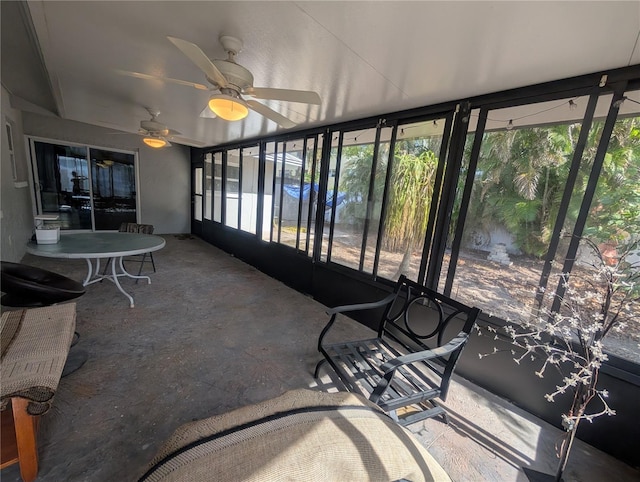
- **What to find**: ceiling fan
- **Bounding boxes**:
[119,35,321,128]
[138,109,181,148]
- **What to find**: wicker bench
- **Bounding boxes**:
[139,389,451,481]
[1,303,76,482]
[315,275,480,426]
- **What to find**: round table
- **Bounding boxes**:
[26,232,166,308]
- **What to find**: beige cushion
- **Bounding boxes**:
[140,388,451,482]
[1,303,76,415]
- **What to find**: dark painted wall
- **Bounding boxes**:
[194,226,640,468]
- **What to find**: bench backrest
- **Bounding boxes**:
[379,275,480,359]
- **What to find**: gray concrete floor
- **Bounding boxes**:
[2,235,639,481]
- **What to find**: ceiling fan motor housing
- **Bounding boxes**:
[140,119,170,137]
[211,60,254,92]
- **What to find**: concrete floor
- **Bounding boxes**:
[2,235,638,481]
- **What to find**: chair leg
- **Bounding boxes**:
[313,359,326,379]
[149,252,156,272]
[101,257,113,277]
[12,398,39,482]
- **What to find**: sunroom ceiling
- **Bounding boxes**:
[5,1,640,148]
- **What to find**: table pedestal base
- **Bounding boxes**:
[83,258,150,307]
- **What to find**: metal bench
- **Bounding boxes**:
[314,275,480,426]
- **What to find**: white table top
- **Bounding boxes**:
[26,232,166,259]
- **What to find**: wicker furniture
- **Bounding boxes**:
[138,389,451,482]
[315,275,480,426]
[1,303,76,482]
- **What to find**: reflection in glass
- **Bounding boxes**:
[32,141,92,230]
[90,148,136,230]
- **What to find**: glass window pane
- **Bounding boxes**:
[278,139,305,249]
[213,152,222,223]
[225,149,240,229]
[272,142,285,242]
[194,166,203,222]
[320,134,340,262]
[582,93,640,361]
[90,148,136,230]
[204,154,212,220]
[377,120,444,281]
[32,141,92,230]
[329,128,375,270]
[263,142,276,241]
[240,146,258,234]
[448,96,595,321]
[306,135,323,256]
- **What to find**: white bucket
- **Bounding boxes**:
[36,227,60,244]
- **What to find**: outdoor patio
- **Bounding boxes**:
[2,235,638,481]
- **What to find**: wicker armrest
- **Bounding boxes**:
[1,303,76,415]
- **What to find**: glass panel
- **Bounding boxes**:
[213,152,222,223]
[240,146,258,234]
[331,129,374,270]
[448,96,594,321]
[263,142,276,241]
[204,153,212,220]
[277,139,305,249]
[321,134,341,262]
[225,149,240,229]
[307,135,323,256]
[32,141,92,230]
[377,119,445,281]
[271,142,285,243]
[194,166,203,222]
[438,113,477,292]
[90,148,136,230]
[582,91,640,361]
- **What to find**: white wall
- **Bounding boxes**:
[21,112,191,234]
[1,86,36,262]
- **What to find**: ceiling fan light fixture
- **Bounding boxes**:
[208,94,249,121]
[143,137,168,148]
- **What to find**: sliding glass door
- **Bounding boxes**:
[30,139,137,231]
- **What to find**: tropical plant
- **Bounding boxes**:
[339,139,440,277]
[480,237,639,481]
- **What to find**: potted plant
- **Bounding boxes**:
[480,237,639,481]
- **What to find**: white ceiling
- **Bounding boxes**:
[8,1,640,148]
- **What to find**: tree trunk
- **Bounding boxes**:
[394,247,413,279]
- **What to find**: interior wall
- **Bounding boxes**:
[1,86,35,262]
[21,112,190,234]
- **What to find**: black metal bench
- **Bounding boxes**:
[314,275,480,426]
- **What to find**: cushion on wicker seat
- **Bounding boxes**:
[0,304,76,415]
[139,388,450,482]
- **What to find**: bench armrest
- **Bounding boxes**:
[318,293,396,350]
[326,293,397,315]
[370,332,469,403]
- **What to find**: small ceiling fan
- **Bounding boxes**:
[119,35,321,128]
[139,109,181,148]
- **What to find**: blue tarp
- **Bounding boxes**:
[282,183,346,208]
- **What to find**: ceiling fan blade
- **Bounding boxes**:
[167,128,183,136]
[244,87,321,105]
[115,69,209,90]
[167,36,228,88]
[246,100,296,129]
